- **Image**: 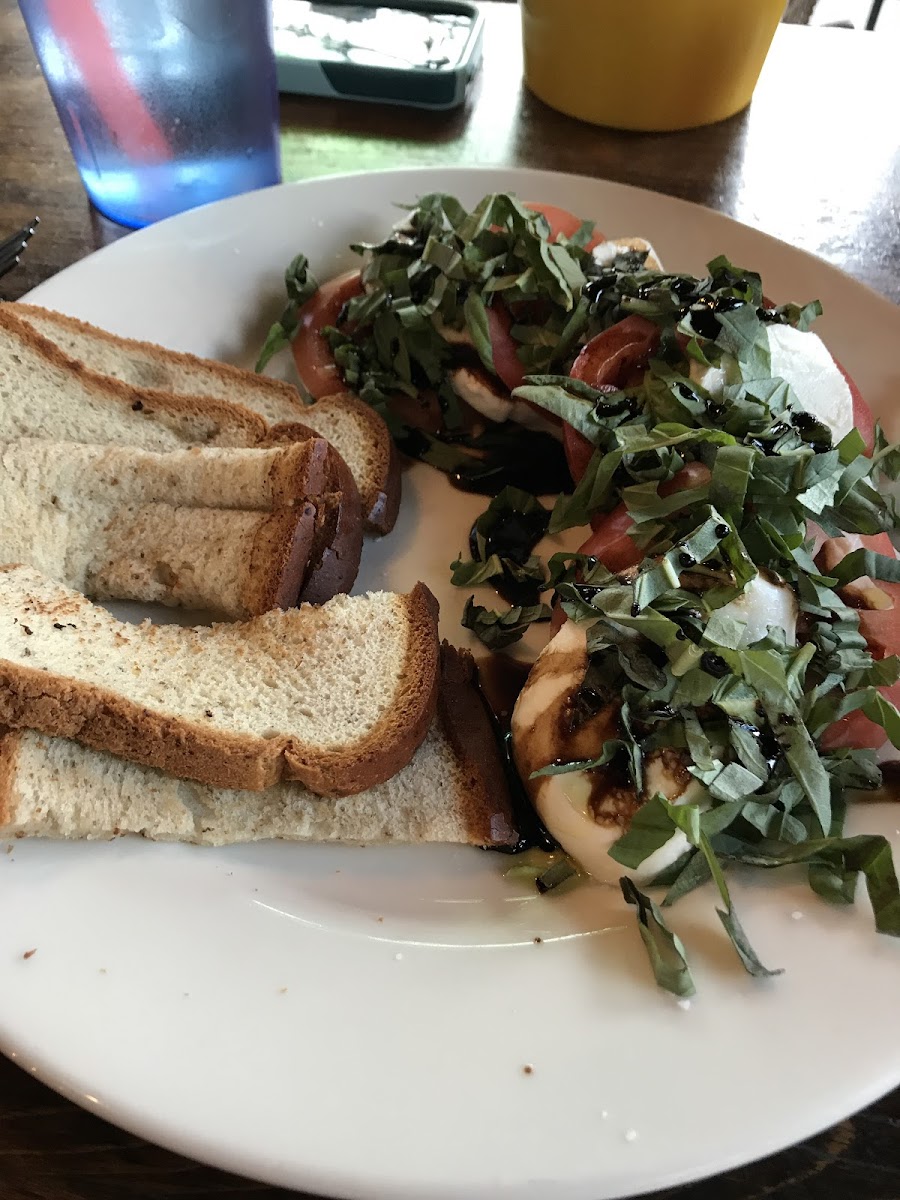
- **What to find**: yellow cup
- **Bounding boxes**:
[521,0,786,132]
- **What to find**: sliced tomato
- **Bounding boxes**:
[578,462,713,571]
[524,202,604,252]
[832,358,875,454]
[290,269,364,399]
[817,532,900,750]
[563,424,597,484]
[570,316,660,392]
[560,317,662,485]
[817,533,900,661]
[485,303,526,394]
[485,206,604,396]
[816,532,895,576]
[820,679,900,752]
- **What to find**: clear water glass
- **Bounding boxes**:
[18,0,282,228]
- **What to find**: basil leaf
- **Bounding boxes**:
[717,904,783,979]
[256,254,320,371]
[531,739,622,778]
[710,444,755,517]
[535,856,579,893]
[734,835,900,936]
[734,651,832,835]
[609,795,679,869]
[461,597,550,650]
[450,554,506,587]
[863,691,900,750]
[829,548,900,589]
[661,850,712,905]
[620,877,696,997]
[463,290,496,374]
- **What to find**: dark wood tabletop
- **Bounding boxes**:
[1,2,899,1198]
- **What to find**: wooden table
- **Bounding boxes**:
[1,3,899,1198]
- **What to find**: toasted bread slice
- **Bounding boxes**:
[261,423,363,604]
[273,394,400,535]
[0,647,518,847]
[0,307,266,448]
[89,502,319,618]
[0,439,340,617]
[0,565,439,795]
[10,303,401,533]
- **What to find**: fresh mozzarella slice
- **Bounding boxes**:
[450,365,562,435]
[689,359,728,397]
[714,572,798,647]
[450,366,512,423]
[592,237,663,272]
[689,324,853,441]
[511,623,703,885]
[767,324,854,442]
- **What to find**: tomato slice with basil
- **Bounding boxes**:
[485,303,527,393]
[820,678,900,752]
[561,316,661,484]
[817,532,900,750]
[291,269,364,399]
[524,202,605,252]
[485,204,604,394]
[834,359,876,454]
[577,462,713,573]
[816,533,900,660]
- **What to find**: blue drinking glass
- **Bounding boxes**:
[18,0,282,228]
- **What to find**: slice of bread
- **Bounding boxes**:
[13,302,306,426]
[0,565,439,795]
[0,438,347,618]
[261,423,363,605]
[273,395,400,535]
[88,502,319,618]
[0,647,518,848]
[0,307,267,449]
[10,303,401,534]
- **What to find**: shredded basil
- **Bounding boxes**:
[261,199,900,995]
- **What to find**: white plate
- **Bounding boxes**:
[6,168,900,1200]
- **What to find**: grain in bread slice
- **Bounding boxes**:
[0,438,352,617]
[10,303,401,534]
[0,647,518,847]
[0,307,266,448]
[0,565,439,795]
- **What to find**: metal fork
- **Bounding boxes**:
[0,217,40,281]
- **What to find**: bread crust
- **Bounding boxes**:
[288,390,402,535]
[263,423,363,604]
[262,438,330,504]
[436,644,518,846]
[283,583,440,794]
[0,572,440,796]
[0,726,21,829]
[243,503,318,616]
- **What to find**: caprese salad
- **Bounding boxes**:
[260,193,900,994]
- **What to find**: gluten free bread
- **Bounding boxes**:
[0,307,266,448]
[0,565,439,795]
[0,438,363,618]
[9,303,401,534]
[0,648,518,847]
